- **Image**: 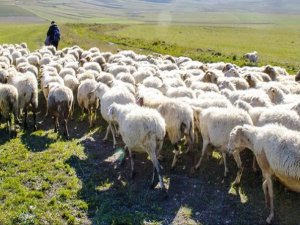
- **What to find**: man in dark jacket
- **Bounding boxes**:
[46,21,60,49]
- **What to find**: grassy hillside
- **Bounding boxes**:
[0,23,299,72]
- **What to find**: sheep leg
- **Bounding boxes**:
[103,124,110,141]
[194,140,209,170]
[23,108,28,130]
[88,109,92,127]
[185,135,193,154]
[63,119,69,139]
[252,155,258,173]
[171,143,180,169]
[232,151,243,185]
[149,150,166,192]
[33,107,37,131]
[7,117,11,137]
[222,152,228,177]
[128,148,135,179]
[113,123,119,137]
[150,166,157,189]
[53,117,58,133]
[266,176,274,224]
[110,124,117,148]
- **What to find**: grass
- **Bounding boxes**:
[0,129,88,225]
[0,19,300,224]
[1,22,298,72]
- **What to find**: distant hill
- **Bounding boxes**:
[0,0,300,23]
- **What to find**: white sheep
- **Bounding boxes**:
[0,83,19,136]
[142,76,163,90]
[94,83,135,147]
[107,103,167,192]
[95,72,115,87]
[47,84,74,138]
[222,89,272,107]
[243,51,258,63]
[6,71,38,130]
[228,124,300,224]
[193,107,253,181]
[266,86,299,104]
[137,95,194,168]
[77,79,99,127]
[116,72,135,86]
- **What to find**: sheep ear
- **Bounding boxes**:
[136,96,144,106]
[107,80,114,87]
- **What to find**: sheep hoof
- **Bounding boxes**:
[130,171,136,179]
[266,216,273,224]
[189,167,196,177]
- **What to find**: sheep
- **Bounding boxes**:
[202,70,224,84]
[107,103,167,192]
[94,83,135,147]
[224,68,240,78]
[47,84,74,138]
[165,86,195,99]
[95,72,115,87]
[0,83,19,136]
[243,51,258,63]
[63,75,79,116]
[6,71,38,130]
[59,68,76,79]
[222,89,272,107]
[116,72,135,86]
[77,70,96,83]
[107,64,131,77]
[217,80,236,91]
[244,74,289,93]
[257,108,300,131]
[83,62,102,73]
[175,56,192,67]
[0,69,8,83]
[228,124,300,224]
[142,76,163,90]
[295,70,300,82]
[192,107,253,181]
[266,86,299,104]
[190,82,219,93]
[77,79,99,127]
[137,95,194,168]
[217,77,249,90]
[133,69,154,84]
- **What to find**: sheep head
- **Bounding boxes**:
[295,70,300,82]
[227,125,244,154]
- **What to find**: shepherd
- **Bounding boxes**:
[45,21,61,49]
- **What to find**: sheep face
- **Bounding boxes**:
[227,126,244,154]
[266,87,277,102]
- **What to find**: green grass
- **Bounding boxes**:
[0,129,88,224]
[0,22,299,72]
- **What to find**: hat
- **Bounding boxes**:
[51,21,56,25]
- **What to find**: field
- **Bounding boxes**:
[1,1,300,224]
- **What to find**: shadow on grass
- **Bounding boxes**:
[0,126,12,145]
[66,131,300,225]
[21,132,56,152]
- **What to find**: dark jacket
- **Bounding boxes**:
[47,24,60,42]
